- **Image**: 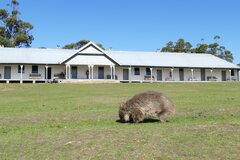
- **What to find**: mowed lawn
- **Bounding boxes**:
[0,83,240,160]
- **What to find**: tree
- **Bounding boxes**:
[62,40,105,50]
[161,38,192,53]
[207,36,233,62]
[160,36,234,62]
[161,41,174,52]
[193,43,208,53]
[192,38,208,53]
[0,0,34,47]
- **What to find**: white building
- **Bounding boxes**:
[0,42,239,83]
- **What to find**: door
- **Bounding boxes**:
[98,67,104,79]
[123,69,129,80]
[71,66,78,79]
[4,66,11,79]
[45,67,52,79]
[157,70,162,81]
[201,69,206,81]
[222,70,226,81]
[179,68,184,81]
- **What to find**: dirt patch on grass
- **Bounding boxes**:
[0,86,16,92]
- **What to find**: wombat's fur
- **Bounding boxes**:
[119,91,175,123]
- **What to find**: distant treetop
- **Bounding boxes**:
[63,40,104,50]
[161,36,234,62]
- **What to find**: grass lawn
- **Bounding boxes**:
[0,83,240,160]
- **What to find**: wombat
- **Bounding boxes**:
[119,91,175,123]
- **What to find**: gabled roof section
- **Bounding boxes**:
[77,41,105,54]
[61,41,119,65]
[61,41,104,64]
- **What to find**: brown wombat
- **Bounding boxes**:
[119,91,175,123]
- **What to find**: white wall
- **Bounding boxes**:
[114,67,240,82]
[68,65,113,79]
[77,65,89,79]
[0,65,3,79]
[50,65,65,79]
[0,64,239,82]
[0,65,65,80]
[115,67,180,81]
[93,65,112,79]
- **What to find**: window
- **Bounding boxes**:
[134,68,140,75]
[146,68,151,75]
[18,65,25,73]
[32,65,38,73]
[231,70,235,76]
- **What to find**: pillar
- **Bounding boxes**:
[68,65,71,79]
[229,70,231,81]
[129,67,132,83]
[110,65,113,80]
[171,68,174,81]
[239,70,240,81]
[210,69,213,79]
[191,69,194,81]
[88,65,91,80]
[150,68,153,83]
[113,65,116,80]
[91,65,94,80]
[20,65,23,83]
[65,65,68,79]
[45,65,48,80]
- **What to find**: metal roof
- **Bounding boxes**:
[105,51,240,69]
[0,48,75,64]
[0,46,239,69]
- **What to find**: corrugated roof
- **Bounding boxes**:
[105,51,240,69]
[0,48,75,64]
[0,46,239,69]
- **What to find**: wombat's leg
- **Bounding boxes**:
[159,111,171,122]
[131,108,144,123]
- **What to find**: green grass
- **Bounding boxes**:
[0,83,240,160]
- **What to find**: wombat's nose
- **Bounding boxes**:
[129,115,134,123]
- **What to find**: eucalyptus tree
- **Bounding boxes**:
[0,0,34,47]
[160,36,234,62]
[161,38,192,53]
[63,40,104,50]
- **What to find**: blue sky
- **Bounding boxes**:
[1,0,240,63]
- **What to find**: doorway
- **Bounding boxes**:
[222,70,226,81]
[179,68,184,81]
[157,70,162,81]
[201,69,206,81]
[71,66,78,79]
[123,69,129,80]
[98,67,104,79]
[4,66,11,79]
[45,67,52,79]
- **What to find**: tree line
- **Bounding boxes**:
[161,36,233,62]
[62,40,105,50]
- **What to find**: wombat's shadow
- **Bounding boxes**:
[116,119,161,124]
